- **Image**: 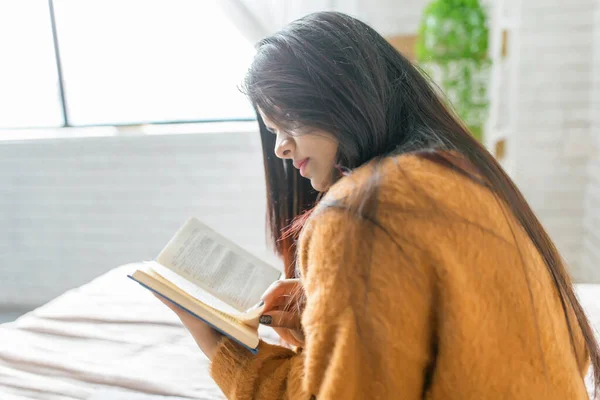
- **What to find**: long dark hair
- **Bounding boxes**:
[241,11,599,390]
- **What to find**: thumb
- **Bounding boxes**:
[259,310,301,330]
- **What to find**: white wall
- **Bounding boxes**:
[582,0,600,281]
[509,0,597,282]
[0,129,278,309]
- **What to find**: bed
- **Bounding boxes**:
[0,264,598,399]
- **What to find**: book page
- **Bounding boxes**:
[148,261,241,315]
[156,218,282,312]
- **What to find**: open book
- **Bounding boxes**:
[127,217,283,353]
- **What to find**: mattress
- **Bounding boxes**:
[0,265,227,399]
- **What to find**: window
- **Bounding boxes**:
[0,0,256,129]
[0,1,63,128]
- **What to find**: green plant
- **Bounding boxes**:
[416,0,491,141]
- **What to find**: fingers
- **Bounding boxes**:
[262,296,294,312]
[154,293,177,311]
[262,279,301,302]
[273,327,305,347]
[259,310,301,330]
[153,294,198,327]
[154,294,184,317]
[261,279,303,311]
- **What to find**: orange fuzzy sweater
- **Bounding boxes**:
[210,154,590,399]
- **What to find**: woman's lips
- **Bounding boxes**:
[296,158,309,176]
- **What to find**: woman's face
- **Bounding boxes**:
[259,109,339,192]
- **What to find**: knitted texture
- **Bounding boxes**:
[211,154,590,399]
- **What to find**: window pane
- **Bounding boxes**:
[54,0,256,125]
[0,0,63,128]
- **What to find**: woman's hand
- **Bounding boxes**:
[154,294,223,360]
[260,279,306,347]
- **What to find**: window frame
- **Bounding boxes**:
[1,0,256,131]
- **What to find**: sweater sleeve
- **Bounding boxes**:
[210,207,435,399]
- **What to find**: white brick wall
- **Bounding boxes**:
[0,129,279,309]
[511,0,597,282]
[582,0,600,282]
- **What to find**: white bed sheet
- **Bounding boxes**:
[0,265,226,399]
[0,265,598,399]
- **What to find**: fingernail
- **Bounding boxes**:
[259,315,272,325]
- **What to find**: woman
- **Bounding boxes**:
[158,11,598,399]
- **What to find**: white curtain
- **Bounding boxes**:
[218,0,362,42]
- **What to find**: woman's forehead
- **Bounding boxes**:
[258,107,281,129]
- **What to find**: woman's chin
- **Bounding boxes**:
[310,178,329,192]
[309,179,322,192]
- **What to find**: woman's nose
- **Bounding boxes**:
[275,135,294,159]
